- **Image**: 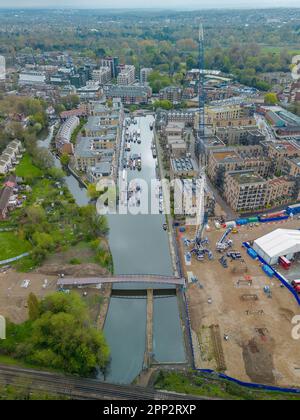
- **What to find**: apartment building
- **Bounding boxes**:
[84,116,119,138]
[170,157,198,180]
[100,57,119,79]
[165,122,185,138]
[216,126,265,146]
[265,141,300,172]
[74,137,114,172]
[140,68,152,85]
[195,105,256,131]
[92,67,112,85]
[19,71,47,86]
[105,85,152,105]
[207,146,271,185]
[56,116,79,154]
[159,86,183,104]
[117,65,136,85]
[224,170,268,212]
[224,170,296,212]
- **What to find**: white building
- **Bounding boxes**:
[117,65,136,86]
[0,140,23,175]
[56,116,79,153]
[140,67,152,85]
[253,228,300,265]
[92,67,112,85]
[19,71,47,86]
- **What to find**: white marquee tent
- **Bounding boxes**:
[253,229,300,265]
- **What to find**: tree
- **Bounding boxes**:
[148,71,172,94]
[60,154,71,167]
[264,93,278,105]
[87,184,100,200]
[27,293,40,321]
[153,100,173,110]
[1,293,110,377]
[47,167,65,181]
[25,206,46,225]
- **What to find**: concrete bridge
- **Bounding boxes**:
[57,274,185,287]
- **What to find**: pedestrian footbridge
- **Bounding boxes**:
[57,274,185,287]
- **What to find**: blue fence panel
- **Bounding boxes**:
[0,252,30,266]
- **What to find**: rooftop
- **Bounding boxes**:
[229,170,265,185]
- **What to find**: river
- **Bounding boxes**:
[39,116,186,384]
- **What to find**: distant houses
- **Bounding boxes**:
[0,140,23,175]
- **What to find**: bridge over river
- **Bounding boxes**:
[57,275,186,287]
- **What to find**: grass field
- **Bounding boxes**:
[155,371,300,401]
[0,232,31,261]
[260,45,300,56]
[16,154,42,179]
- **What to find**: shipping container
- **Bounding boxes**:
[259,211,286,221]
[236,218,248,226]
[262,265,274,278]
[248,217,259,223]
[286,204,300,215]
[247,248,258,259]
[259,215,289,223]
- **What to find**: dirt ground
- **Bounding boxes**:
[180,218,300,388]
[0,266,111,325]
[0,270,58,323]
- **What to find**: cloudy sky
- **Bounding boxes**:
[0,0,299,8]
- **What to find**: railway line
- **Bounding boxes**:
[0,364,207,400]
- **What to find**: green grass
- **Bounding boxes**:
[0,232,32,261]
[16,154,42,179]
[260,45,300,56]
[155,371,300,401]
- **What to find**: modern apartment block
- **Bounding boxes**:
[224,170,296,212]
[159,86,183,104]
[195,104,256,132]
[100,57,119,79]
[74,102,123,180]
[105,85,152,105]
[140,67,152,85]
[216,126,265,146]
[207,146,272,186]
[92,67,112,85]
[56,116,80,154]
[117,65,136,85]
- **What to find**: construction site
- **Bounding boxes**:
[179,218,300,388]
[176,23,300,389]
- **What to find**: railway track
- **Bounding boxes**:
[0,364,205,400]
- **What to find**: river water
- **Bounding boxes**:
[40,116,186,384]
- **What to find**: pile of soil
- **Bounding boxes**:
[36,263,109,277]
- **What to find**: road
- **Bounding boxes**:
[206,177,238,221]
[0,364,211,400]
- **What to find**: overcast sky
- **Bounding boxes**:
[0,0,300,9]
